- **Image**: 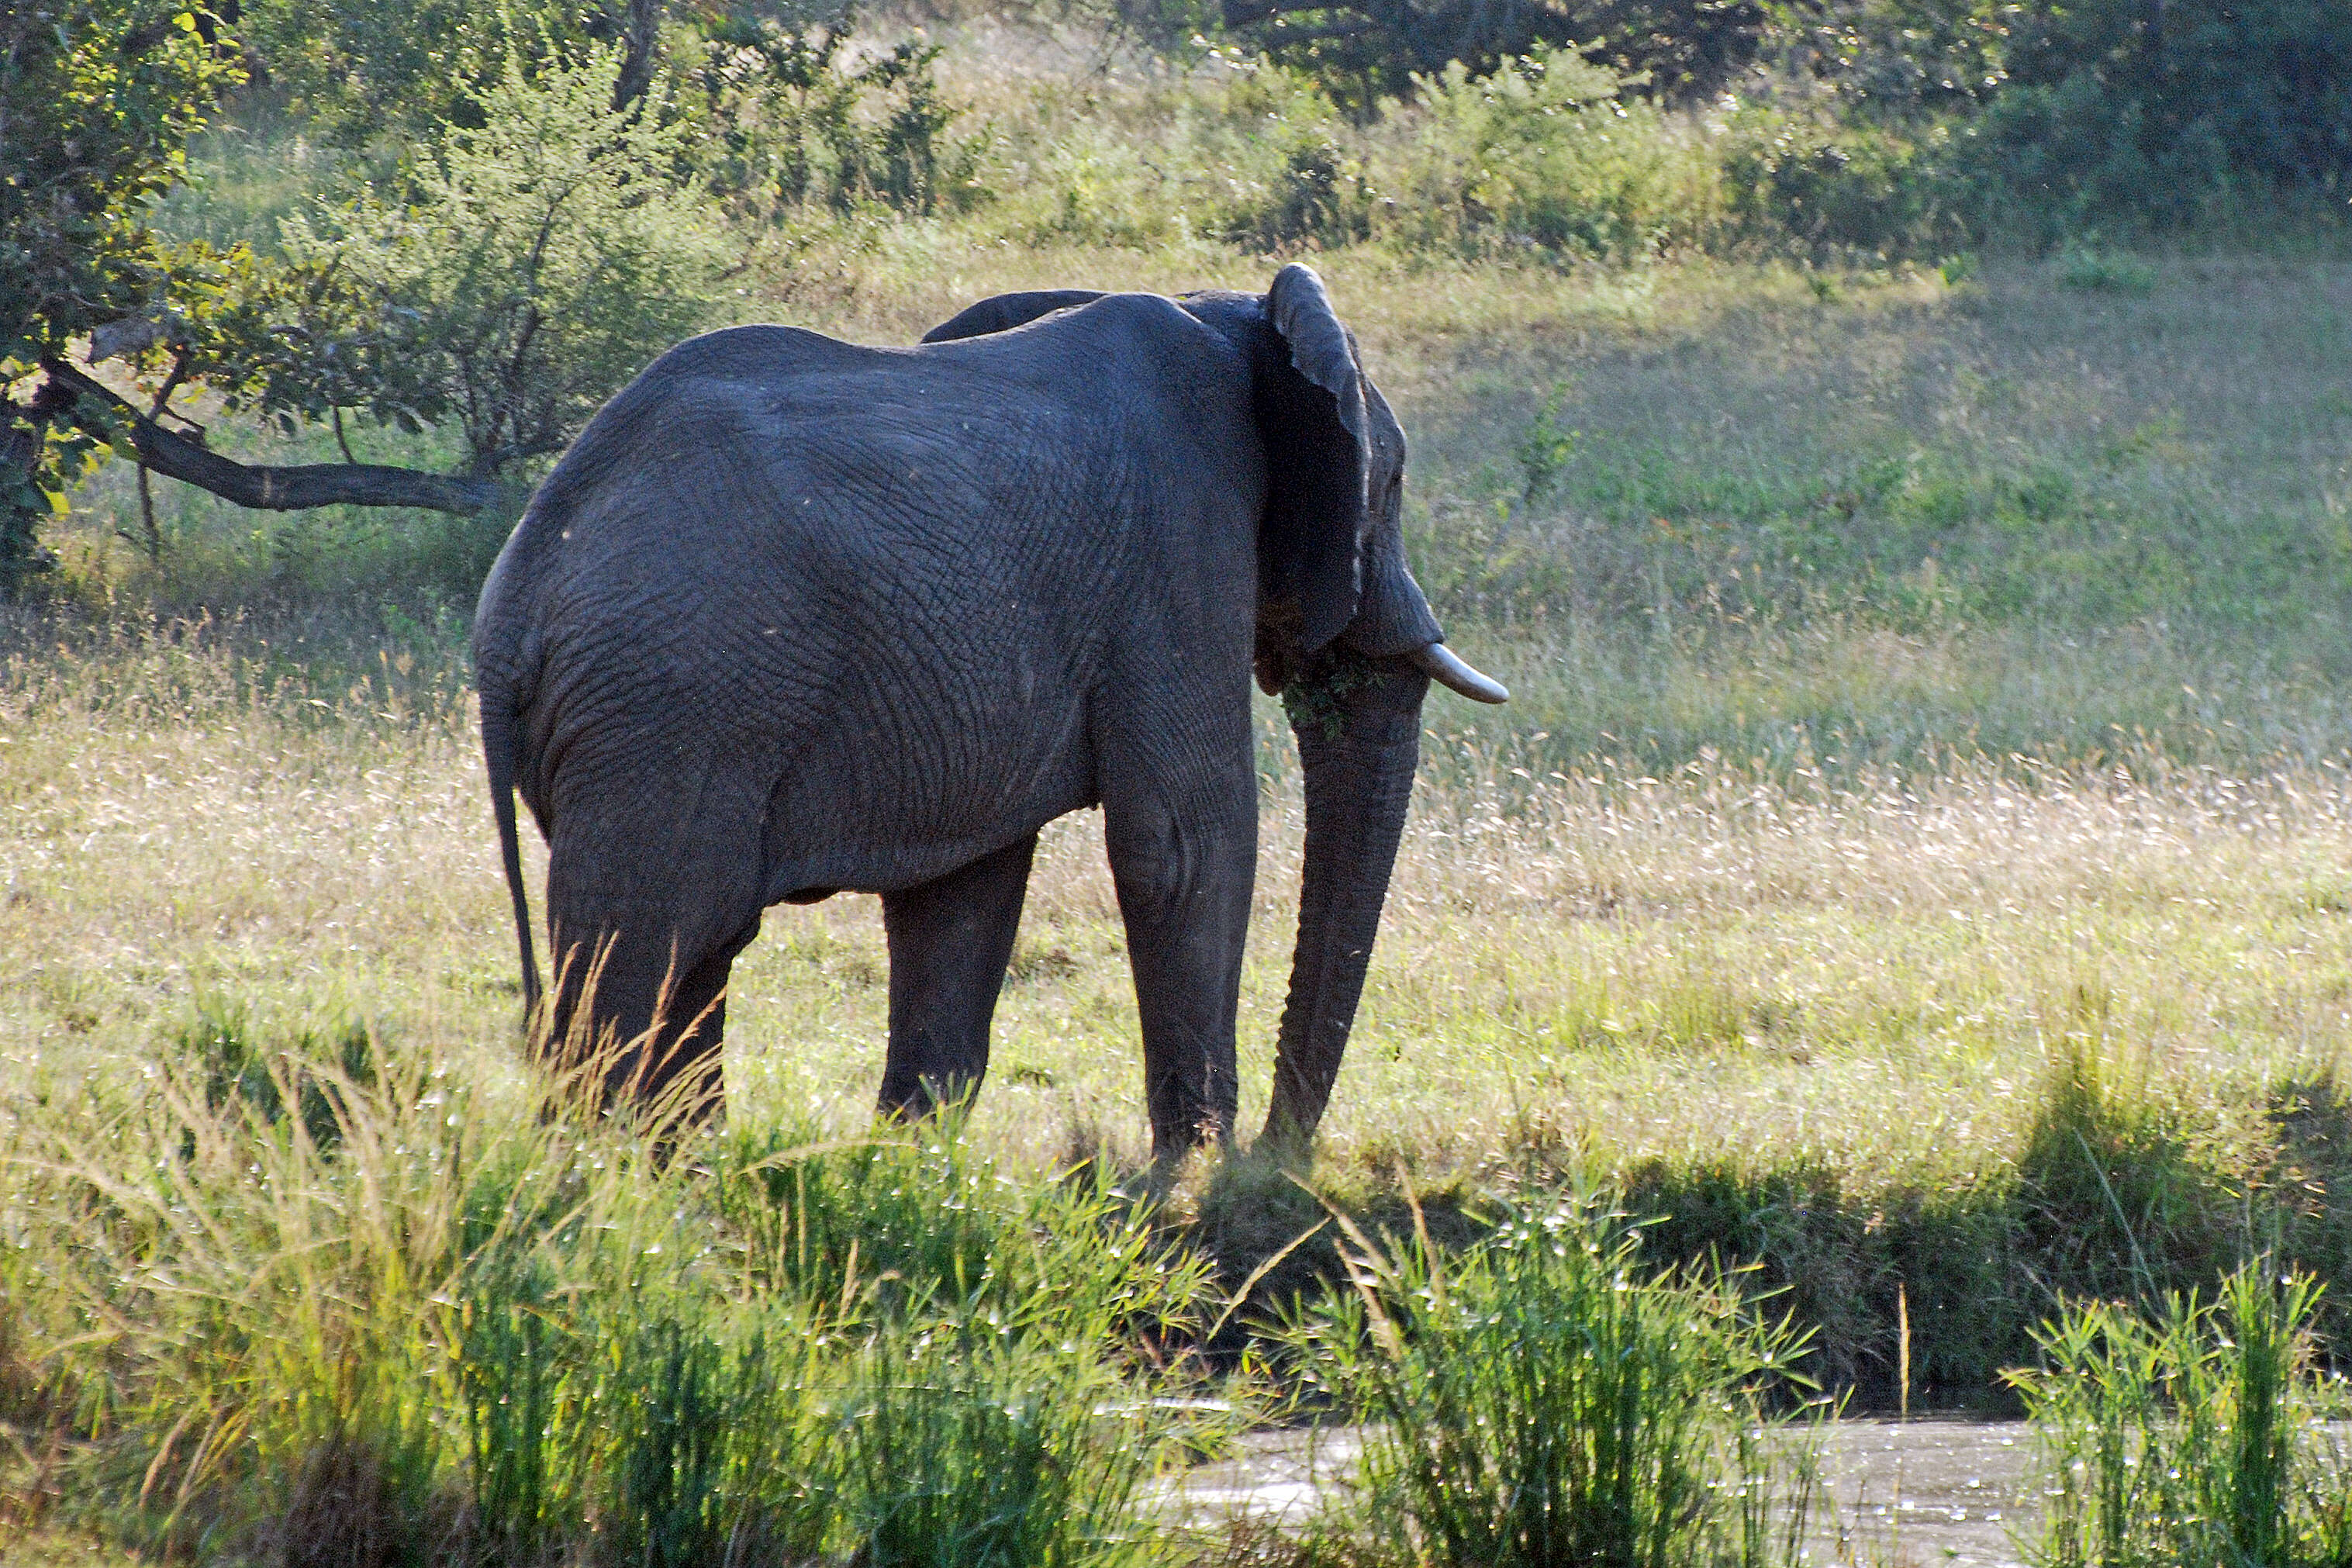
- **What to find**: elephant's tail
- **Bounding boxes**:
[482,702,542,1017]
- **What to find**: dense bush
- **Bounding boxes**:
[233,0,676,137]
[1214,0,2352,249]
[2,0,249,589]
[1977,0,2352,236]
[1371,50,1724,261]
[1722,111,1964,259]
[972,51,1725,261]
[1224,0,1771,110]
[282,47,729,478]
[692,26,986,219]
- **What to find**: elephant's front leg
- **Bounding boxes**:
[878,832,1038,1120]
[1103,772,1256,1159]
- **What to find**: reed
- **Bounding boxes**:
[2007,1260,2352,1568]
[1277,1191,1825,1568]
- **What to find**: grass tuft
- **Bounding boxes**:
[0,1033,1231,1564]
[2008,1259,2352,1568]
[1279,1191,1824,1568]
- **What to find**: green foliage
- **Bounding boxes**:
[1753,0,2011,123]
[0,1032,1225,1563]
[1373,50,1724,262]
[1974,0,2352,237]
[1721,111,1965,259]
[2007,1262,2352,1568]
[710,1117,1214,1344]
[286,47,729,477]
[692,26,986,219]
[233,0,661,140]
[2,2,689,592]
[0,0,246,586]
[1214,91,1375,253]
[2056,244,2157,295]
[1185,66,1366,250]
[1229,0,1771,112]
[0,1,244,359]
[1285,1194,1822,1568]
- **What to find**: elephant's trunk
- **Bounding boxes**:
[1261,658,1429,1157]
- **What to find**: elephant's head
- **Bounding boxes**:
[1222,264,1508,1154]
[925,264,1506,1155]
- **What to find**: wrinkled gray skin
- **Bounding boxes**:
[473,264,1504,1159]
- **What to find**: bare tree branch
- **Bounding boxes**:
[43,359,501,516]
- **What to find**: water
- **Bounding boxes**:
[1159,1418,2038,1566]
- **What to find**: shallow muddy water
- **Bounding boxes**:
[1161,1418,2039,1566]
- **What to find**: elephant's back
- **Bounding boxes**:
[491,305,1257,872]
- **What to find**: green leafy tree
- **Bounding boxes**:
[689,19,981,219]
[1982,0,2352,230]
[2,0,247,585]
[1,0,504,595]
[1753,0,2012,121]
[2,9,727,596]
[1220,0,1771,112]
[233,0,672,137]
[288,47,729,478]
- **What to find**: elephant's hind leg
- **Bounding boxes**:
[541,782,766,1121]
[878,832,1038,1121]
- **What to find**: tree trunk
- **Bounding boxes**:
[613,0,662,108]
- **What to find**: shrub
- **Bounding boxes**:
[1974,0,2352,237]
[2007,1261,2352,1568]
[285,47,730,479]
[1372,50,1725,263]
[1286,1193,1822,1568]
[692,27,987,220]
[2,0,248,591]
[1721,110,1967,260]
[1204,70,1372,251]
[2056,244,2157,294]
[1226,0,1770,112]
[233,0,644,139]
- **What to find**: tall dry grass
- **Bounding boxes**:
[6,607,2350,1399]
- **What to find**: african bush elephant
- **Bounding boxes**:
[473,263,1505,1159]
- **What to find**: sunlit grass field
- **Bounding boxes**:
[8,247,2352,1557]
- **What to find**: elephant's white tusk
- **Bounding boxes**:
[1408,642,1510,703]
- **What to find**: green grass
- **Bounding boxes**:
[17,249,2352,1359]
[1277,1193,1825,1568]
[0,1031,1228,1564]
[2008,1261,2352,1568]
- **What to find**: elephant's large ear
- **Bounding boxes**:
[1258,263,1369,658]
